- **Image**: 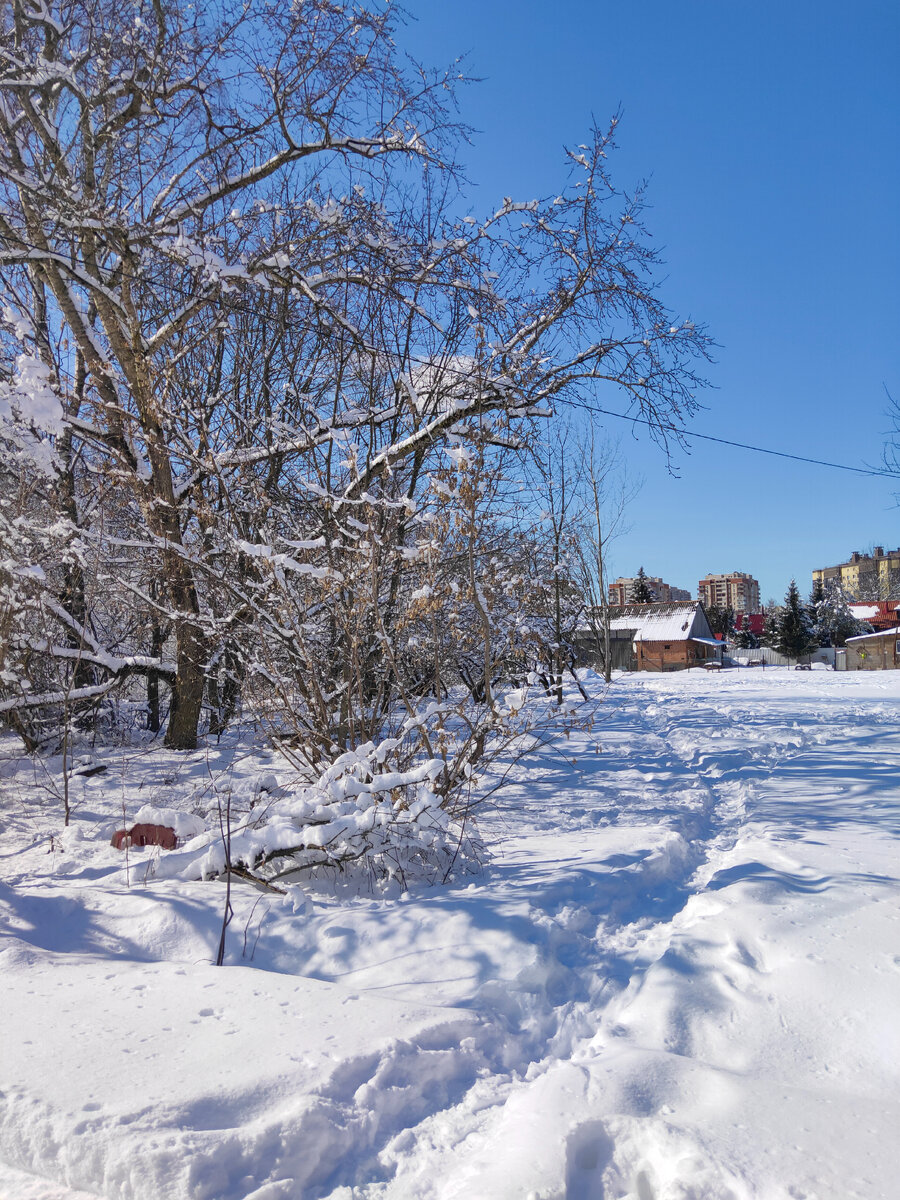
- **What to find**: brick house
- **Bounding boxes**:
[608,602,723,672]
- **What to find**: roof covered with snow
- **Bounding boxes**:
[608,602,711,643]
[848,602,900,628]
[845,626,900,643]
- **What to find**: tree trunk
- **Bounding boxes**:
[165,621,206,750]
[208,642,244,738]
[147,614,166,733]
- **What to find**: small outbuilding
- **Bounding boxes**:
[609,602,723,673]
[842,627,900,671]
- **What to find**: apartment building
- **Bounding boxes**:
[608,576,691,605]
[812,547,900,600]
[697,572,760,613]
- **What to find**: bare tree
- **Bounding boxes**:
[0,0,464,746]
[578,436,639,681]
[0,1,711,779]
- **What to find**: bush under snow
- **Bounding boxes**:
[156,743,485,891]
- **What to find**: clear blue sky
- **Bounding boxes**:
[402,1,900,604]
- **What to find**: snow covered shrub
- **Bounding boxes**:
[173,734,490,889]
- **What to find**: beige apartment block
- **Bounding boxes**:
[812,547,900,600]
[697,572,760,613]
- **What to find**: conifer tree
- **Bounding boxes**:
[811,583,870,647]
[760,613,776,648]
[632,567,654,603]
[777,580,818,661]
[705,604,735,638]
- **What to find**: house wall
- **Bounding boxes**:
[635,640,718,673]
[843,635,900,671]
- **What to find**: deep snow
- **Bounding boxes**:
[2,668,900,1199]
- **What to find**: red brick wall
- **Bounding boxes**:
[635,641,715,672]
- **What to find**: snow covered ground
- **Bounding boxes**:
[2,668,900,1200]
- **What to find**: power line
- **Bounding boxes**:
[569,401,897,480]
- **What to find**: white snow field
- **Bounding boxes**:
[2,668,900,1200]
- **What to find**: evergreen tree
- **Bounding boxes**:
[632,567,654,603]
[760,610,780,648]
[807,581,826,646]
[811,584,871,647]
[705,604,735,638]
[733,612,758,649]
[777,580,818,660]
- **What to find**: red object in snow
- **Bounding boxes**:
[111,824,177,850]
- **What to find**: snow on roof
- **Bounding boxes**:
[691,637,724,648]
[849,605,879,620]
[608,602,702,642]
[845,626,900,643]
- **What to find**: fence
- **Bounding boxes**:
[728,646,835,668]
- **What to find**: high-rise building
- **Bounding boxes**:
[608,576,691,605]
[812,547,900,600]
[697,572,760,613]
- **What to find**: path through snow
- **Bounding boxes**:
[2,670,899,1199]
